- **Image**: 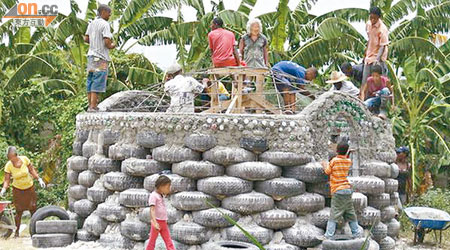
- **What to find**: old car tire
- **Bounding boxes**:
[203,147,256,166]
[282,221,323,248]
[197,176,253,197]
[203,241,259,250]
[283,162,328,184]
[171,221,209,245]
[170,191,220,211]
[144,174,195,193]
[35,220,78,234]
[226,162,282,181]
[259,151,312,167]
[172,160,224,179]
[76,229,99,241]
[119,188,150,208]
[321,238,369,250]
[257,209,297,230]
[348,176,385,195]
[121,158,170,177]
[276,193,325,214]
[88,154,121,174]
[97,202,129,223]
[29,205,70,235]
[357,206,381,228]
[67,156,88,172]
[226,223,273,245]
[254,178,305,200]
[371,222,388,242]
[193,208,240,228]
[184,134,217,152]
[73,199,97,218]
[103,172,143,192]
[368,193,390,209]
[78,170,99,188]
[222,192,274,215]
[83,213,108,237]
[120,217,150,241]
[32,233,74,248]
[136,130,165,149]
[152,145,201,163]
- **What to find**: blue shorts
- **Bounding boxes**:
[86,70,108,93]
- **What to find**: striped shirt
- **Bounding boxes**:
[324,155,352,194]
[85,17,113,61]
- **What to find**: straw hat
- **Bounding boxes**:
[166,63,182,74]
[326,71,348,84]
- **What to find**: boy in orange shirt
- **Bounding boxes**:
[320,141,361,240]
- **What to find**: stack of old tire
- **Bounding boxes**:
[30,206,77,248]
[348,161,400,250]
[66,129,399,250]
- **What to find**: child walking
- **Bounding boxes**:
[146,175,175,250]
[320,140,361,240]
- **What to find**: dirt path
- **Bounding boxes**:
[0,235,447,250]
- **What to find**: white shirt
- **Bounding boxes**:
[330,80,360,97]
[165,75,204,113]
[86,17,113,61]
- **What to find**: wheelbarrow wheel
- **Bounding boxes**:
[417,228,425,243]
[0,216,13,239]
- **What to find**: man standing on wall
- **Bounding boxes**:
[84,4,116,112]
[208,17,240,68]
[361,6,389,99]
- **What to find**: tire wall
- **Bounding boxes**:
[68,92,398,249]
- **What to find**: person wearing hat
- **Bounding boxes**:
[164,63,205,113]
[395,146,411,204]
[327,71,360,97]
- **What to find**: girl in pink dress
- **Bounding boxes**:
[146,175,175,250]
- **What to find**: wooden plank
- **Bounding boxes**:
[207,67,269,77]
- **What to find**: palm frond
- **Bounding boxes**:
[291,35,365,67]
[317,17,365,41]
[127,67,161,87]
[5,55,56,89]
[120,0,157,29]
[270,0,289,52]
[390,36,447,63]
[84,0,97,21]
[238,0,257,16]
[122,16,173,39]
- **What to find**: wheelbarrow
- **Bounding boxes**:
[0,201,16,239]
[404,206,450,246]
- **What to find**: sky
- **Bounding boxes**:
[73,0,375,70]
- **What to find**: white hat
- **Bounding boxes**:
[326,71,348,84]
[166,63,182,74]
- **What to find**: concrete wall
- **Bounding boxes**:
[67,91,400,249]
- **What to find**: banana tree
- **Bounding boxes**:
[388,55,450,190]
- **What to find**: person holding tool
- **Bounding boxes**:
[84,4,115,112]
[1,146,46,237]
[272,61,317,114]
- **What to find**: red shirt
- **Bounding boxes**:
[367,76,389,97]
[208,28,237,67]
